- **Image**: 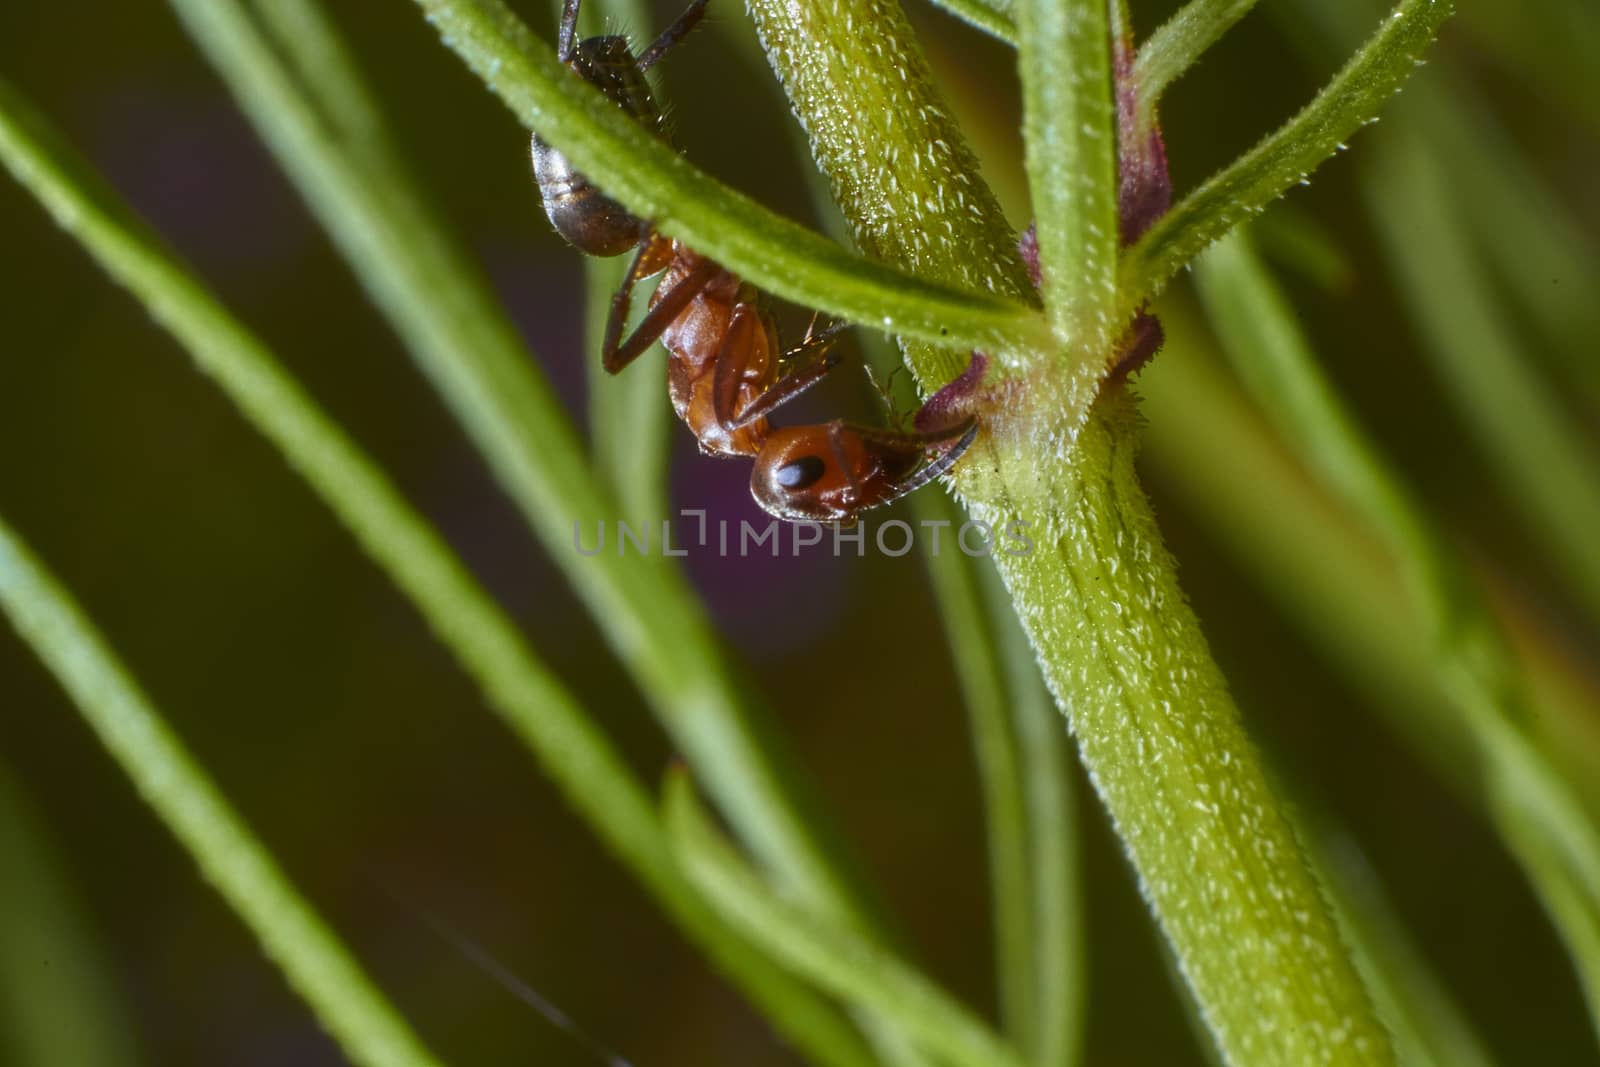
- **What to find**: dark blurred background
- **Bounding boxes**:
[2,1,1597,1064]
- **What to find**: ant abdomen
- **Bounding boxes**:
[532,37,661,256]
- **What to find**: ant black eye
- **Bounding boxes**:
[775,455,827,491]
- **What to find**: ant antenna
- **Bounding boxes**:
[865,362,910,429]
[387,887,636,1067]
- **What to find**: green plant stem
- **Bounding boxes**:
[0,81,877,1067]
[1195,231,1600,1036]
[170,0,897,957]
[0,520,445,1067]
[985,392,1394,1065]
[0,762,142,1067]
[742,0,1034,388]
[666,774,1032,1067]
[743,0,1393,1061]
[1119,0,1452,319]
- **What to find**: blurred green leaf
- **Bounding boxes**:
[1195,230,1600,1036]
[1302,820,1499,1067]
[666,771,1032,1067]
[916,492,1084,1067]
[0,519,445,1067]
[0,763,142,1067]
[1363,135,1600,630]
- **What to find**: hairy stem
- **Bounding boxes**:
[743,0,1392,1061]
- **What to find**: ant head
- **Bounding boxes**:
[751,420,977,523]
[750,424,869,523]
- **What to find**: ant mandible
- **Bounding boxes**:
[532,0,978,523]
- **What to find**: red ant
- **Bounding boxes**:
[532,0,977,523]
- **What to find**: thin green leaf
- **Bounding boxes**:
[924,0,1017,45]
[1195,229,1600,1036]
[585,251,671,521]
[0,81,878,1067]
[1362,136,1600,631]
[248,0,390,163]
[1017,0,1119,351]
[1134,0,1261,118]
[1119,0,1452,317]
[409,0,1046,355]
[665,773,1032,1067]
[1282,0,1600,402]
[1427,82,1600,403]
[168,0,900,947]
[0,520,445,1067]
[915,490,1083,1067]
[0,763,142,1067]
[914,493,1036,1047]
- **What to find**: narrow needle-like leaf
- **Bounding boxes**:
[0,81,878,1067]
[0,520,446,1067]
[1017,0,1120,352]
[925,0,1018,45]
[1134,0,1262,117]
[410,0,1046,354]
[666,773,1033,1067]
[1120,0,1452,317]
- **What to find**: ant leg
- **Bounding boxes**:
[602,251,719,374]
[637,0,709,70]
[601,238,664,371]
[724,321,847,430]
[558,0,581,62]
[868,419,979,507]
[864,361,910,428]
[709,305,761,429]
